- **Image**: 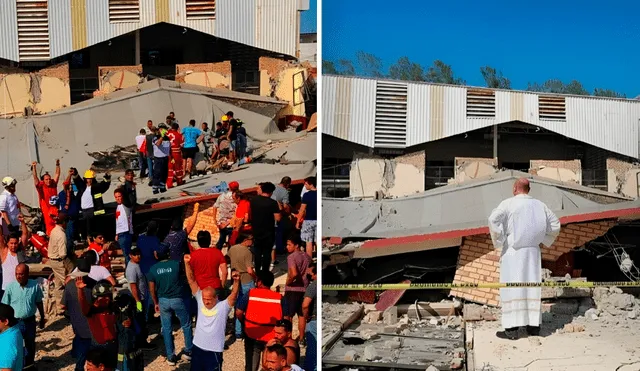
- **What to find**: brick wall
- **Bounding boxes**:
[530,159,581,173]
[175,62,232,83]
[38,62,70,81]
[183,201,220,247]
[259,57,292,79]
[607,157,639,179]
[450,220,617,306]
[98,65,142,77]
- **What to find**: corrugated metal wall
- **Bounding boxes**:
[0,0,298,62]
[0,2,19,62]
[326,76,640,158]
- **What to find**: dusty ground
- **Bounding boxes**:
[34,254,307,371]
[473,288,640,371]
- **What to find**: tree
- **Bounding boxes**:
[480,66,511,89]
[593,88,626,98]
[526,79,588,95]
[337,59,355,76]
[356,51,384,78]
[323,60,339,74]
[388,56,426,81]
[425,60,465,85]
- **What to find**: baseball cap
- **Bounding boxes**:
[0,303,17,326]
[229,181,240,191]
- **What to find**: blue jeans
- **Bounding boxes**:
[216,227,233,250]
[304,320,317,371]
[235,281,255,337]
[17,317,36,368]
[147,156,154,179]
[72,337,92,371]
[66,219,76,257]
[118,232,133,267]
[159,297,193,357]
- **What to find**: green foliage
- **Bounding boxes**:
[480,66,511,89]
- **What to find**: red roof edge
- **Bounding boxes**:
[358,206,640,250]
[136,179,306,213]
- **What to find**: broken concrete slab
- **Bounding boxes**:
[463,304,497,321]
[383,306,398,325]
[541,286,593,300]
[363,310,382,324]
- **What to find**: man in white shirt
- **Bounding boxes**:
[184,254,240,371]
[114,188,133,266]
[0,177,21,235]
[135,129,148,178]
[488,178,561,340]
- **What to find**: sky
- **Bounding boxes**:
[323,0,640,97]
[301,0,317,33]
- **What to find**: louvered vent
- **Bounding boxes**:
[186,0,216,20]
[16,0,50,61]
[539,96,566,120]
[375,81,407,148]
[466,88,495,117]
[109,0,140,23]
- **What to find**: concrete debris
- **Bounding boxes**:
[384,339,402,349]
[426,366,440,371]
[383,325,398,334]
[541,268,552,280]
[561,323,585,333]
[344,350,358,361]
[463,304,497,321]
[383,306,398,325]
[364,345,379,361]
[359,329,378,340]
[593,286,636,312]
[364,310,382,324]
[585,308,600,320]
[627,310,637,320]
[398,315,409,325]
[429,318,439,326]
[550,300,579,315]
[447,316,463,329]
[88,145,139,172]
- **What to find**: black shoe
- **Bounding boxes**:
[526,326,540,336]
[496,328,519,340]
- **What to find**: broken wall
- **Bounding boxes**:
[530,159,582,184]
[453,157,497,183]
[96,65,143,96]
[175,62,232,90]
[607,157,640,198]
[0,62,70,117]
[450,220,616,306]
[349,151,425,198]
[259,57,307,117]
[182,201,220,248]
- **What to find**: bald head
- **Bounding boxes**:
[16,263,29,286]
[513,178,530,195]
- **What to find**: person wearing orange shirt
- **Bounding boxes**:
[167,123,185,188]
[32,159,60,236]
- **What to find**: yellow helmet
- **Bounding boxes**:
[84,170,95,179]
[221,115,229,122]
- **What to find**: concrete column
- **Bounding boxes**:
[493,125,498,160]
[135,29,141,65]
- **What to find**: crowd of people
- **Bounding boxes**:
[0,111,318,371]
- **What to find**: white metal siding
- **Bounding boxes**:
[350,78,375,148]
[322,75,336,138]
[406,83,429,146]
[86,0,112,46]
[325,76,640,158]
[216,0,255,47]
[256,0,296,56]
[49,0,72,59]
[0,1,20,62]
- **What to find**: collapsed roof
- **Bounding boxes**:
[324,170,639,241]
[0,79,316,208]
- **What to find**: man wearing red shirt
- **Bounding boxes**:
[166,122,185,188]
[229,190,251,246]
[32,159,60,235]
[188,231,227,297]
[87,233,112,272]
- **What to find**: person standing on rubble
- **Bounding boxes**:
[136,129,148,179]
[32,159,61,236]
[144,124,156,186]
[250,182,281,272]
[296,176,317,257]
[181,119,203,179]
[114,188,134,266]
[0,176,21,235]
[212,181,239,250]
[151,127,170,194]
[226,111,248,161]
[58,169,81,256]
[73,168,111,239]
[167,122,185,188]
[488,178,561,340]
[201,122,213,159]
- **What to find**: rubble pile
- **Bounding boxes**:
[587,286,640,321]
[88,145,138,172]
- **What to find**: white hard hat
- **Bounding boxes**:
[2,177,16,187]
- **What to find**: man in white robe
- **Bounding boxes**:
[488,178,561,339]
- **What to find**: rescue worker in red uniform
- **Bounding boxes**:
[166,122,185,188]
[32,159,61,235]
[236,270,284,371]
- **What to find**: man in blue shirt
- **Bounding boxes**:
[0,303,24,371]
[1,263,45,369]
[181,119,203,179]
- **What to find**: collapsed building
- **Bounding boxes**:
[0,0,316,121]
[321,76,640,370]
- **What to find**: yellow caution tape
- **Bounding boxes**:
[322,281,640,291]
